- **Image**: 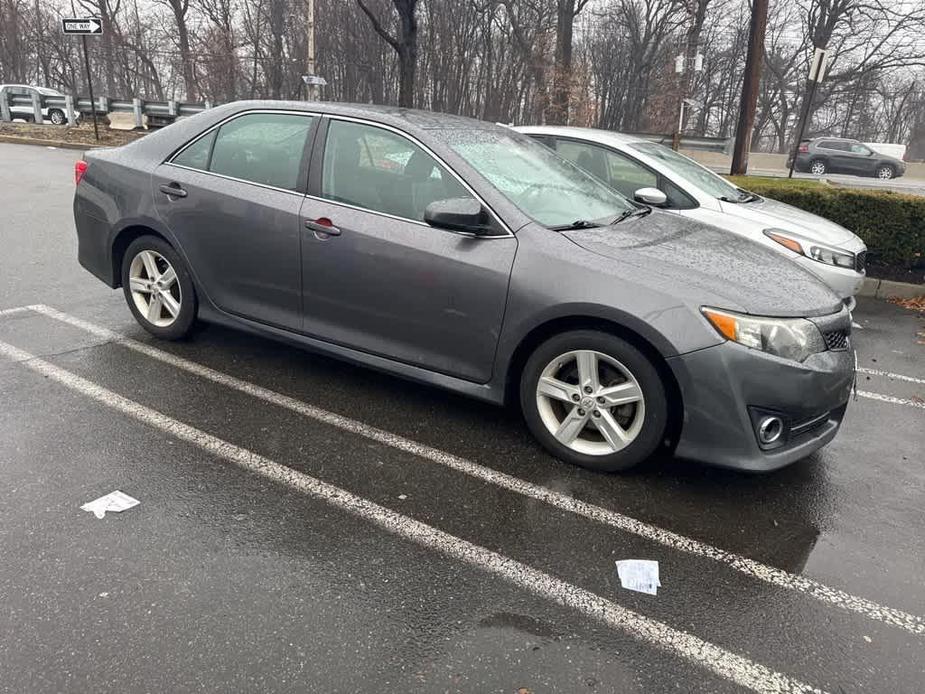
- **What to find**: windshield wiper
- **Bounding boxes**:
[720,189,760,204]
[550,219,603,231]
[608,206,653,225]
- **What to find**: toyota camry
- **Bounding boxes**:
[73,102,855,472]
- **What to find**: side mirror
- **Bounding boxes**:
[634,187,668,206]
[424,198,490,234]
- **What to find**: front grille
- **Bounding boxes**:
[824,329,849,351]
[855,250,867,272]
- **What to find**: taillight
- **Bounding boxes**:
[75,160,88,185]
[798,143,809,153]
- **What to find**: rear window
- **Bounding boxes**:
[170,113,315,191]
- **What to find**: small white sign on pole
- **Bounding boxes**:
[809,48,828,83]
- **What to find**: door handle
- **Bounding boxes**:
[159,183,188,198]
[305,218,341,236]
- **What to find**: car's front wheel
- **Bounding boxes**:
[520,330,668,472]
[121,235,197,340]
[809,159,827,175]
[48,109,66,125]
[876,165,895,180]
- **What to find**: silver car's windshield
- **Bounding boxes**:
[37,87,63,96]
[630,142,751,202]
[446,129,634,227]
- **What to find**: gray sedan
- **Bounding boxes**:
[73,101,854,472]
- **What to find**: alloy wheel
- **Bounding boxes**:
[877,166,894,179]
[128,250,182,327]
[535,350,646,456]
[50,110,65,125]
[810,161,826,175]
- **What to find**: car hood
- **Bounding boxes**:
[562,211,843,317]
[719,196,861,247]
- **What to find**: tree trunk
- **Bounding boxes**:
[547,0,575,125]
[356,0,419,108]
[396,0,418,107]
[167,0,196,100]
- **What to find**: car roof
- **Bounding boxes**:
[512,125,651,148]
[811,136,859,143]
[213,100,500,133]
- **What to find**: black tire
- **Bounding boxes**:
[49,109,66,125]
[519,330,668,472]
[809,159,827,175]
[121,235,197,340]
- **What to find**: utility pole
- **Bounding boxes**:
[729,0,769,175]
[306,0,317,100]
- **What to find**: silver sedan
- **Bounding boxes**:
[516,126,867,308]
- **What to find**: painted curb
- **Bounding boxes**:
[875,278,924,299]
[859,277,924,299]
[859,278,880,297]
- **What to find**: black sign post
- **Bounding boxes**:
[62,18,103,142]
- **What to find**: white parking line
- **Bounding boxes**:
[0,306,29,318]
[857,390,925,410]
[857,367,925,386]
[27,304,925,636]
[0,337,826,694]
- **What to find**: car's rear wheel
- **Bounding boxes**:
[876,165,895,180]
[809,159,827,175]
[520,330,668,472]
[49,109,66,125]
[121,236,197,340]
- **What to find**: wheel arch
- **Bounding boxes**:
[502,314,684,448]
[110,223,174,289]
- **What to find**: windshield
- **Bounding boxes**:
[629,142,751,201]
[37,87,63,96]
[444,128,634,227]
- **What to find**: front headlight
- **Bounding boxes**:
[763,228,855,269]
[701,307,826,362]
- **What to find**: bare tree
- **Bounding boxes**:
[155,0,196,99]
[547,0,592,124]
[356,0,420,107]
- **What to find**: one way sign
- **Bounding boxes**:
[61,17,104,35]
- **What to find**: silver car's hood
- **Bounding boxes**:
[563,211,843,317]
[719,196,861,247]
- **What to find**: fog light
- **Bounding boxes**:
[757,416,784,445]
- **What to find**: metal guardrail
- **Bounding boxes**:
[0,92,211,127]
[0,94,734,153]
[625,132,733,154]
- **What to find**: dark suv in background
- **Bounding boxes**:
[789,137,906,179]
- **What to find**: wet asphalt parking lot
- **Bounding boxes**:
[1,142,924,693]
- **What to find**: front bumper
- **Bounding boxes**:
[667,327,854,472]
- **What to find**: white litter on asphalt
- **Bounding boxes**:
[24,303,925,637]
[851,321,863,329]
[80,490,140,519]
[616,559,661,595]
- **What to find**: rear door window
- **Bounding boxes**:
[207,112,315,191]
[173,130,216,171]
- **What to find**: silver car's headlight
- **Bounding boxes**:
[763,228,856,269]
[701,307,826,362]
